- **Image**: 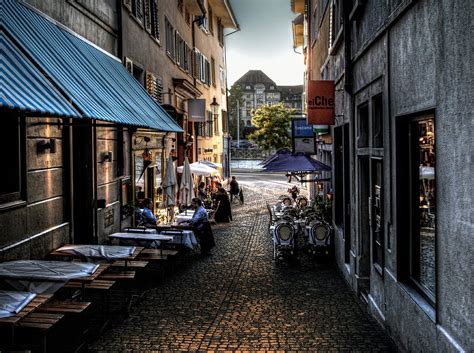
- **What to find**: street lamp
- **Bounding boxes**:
[210,97,219,115]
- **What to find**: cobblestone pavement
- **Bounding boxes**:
[90,179,396,352]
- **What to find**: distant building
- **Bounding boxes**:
[232,70,302,127]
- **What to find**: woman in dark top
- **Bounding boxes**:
[213,187,232,223]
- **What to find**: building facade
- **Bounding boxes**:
[294,0,473,352]
[232,70,303,127]
[0,0,237,262]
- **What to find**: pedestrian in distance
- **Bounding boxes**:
[229,176,241,204]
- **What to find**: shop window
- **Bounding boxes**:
[0,113,23,204]
[333,126,343,226]
[357,103,369,148]
[373,94,383,148]
[397,114,436,304]
[371,159,384,272]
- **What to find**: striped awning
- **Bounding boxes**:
[1,0,182,132]
[0,32,81,118]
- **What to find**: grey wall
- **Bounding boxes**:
[329,0,473,351]
[25,0,117,55]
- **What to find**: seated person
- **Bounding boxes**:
[141,198,157,225]
[214,187,232,223]
[187,198,215,255]
[197,181,207,201]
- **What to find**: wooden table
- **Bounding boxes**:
[0,293,53,348]
[50,245,144,269]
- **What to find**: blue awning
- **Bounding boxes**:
[0,32,81,118]
[1,0,182,132]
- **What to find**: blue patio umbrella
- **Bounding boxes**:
[260,148,292,167]
[262,152,331,173]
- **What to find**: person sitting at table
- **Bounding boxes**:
[142,198,157,226]
[189,198,215,256]
[214,187,232,223]
[197,181,207,201]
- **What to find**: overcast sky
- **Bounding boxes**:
[226,0,305,86]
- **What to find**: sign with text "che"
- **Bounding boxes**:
[307,80,335,125]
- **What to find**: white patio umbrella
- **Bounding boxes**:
[179,157,194,206]
[163,156,176,207]
[177,161,219,176]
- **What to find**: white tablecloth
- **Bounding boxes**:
[109,232,174,249]
[0,290,36,318]
[56,245,135,261]
[0,260,99,294]
[175,213,194,223]
[159,230,197,249]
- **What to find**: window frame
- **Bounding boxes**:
[397,112,437,306]
[0,113,25,206]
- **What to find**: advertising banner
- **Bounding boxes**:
[188,99,206,122]
[307,80,335,125]
[292,118,315,154]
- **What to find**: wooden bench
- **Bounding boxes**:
[111,260,149,268]
[141,249,179,256]
[64,279,115,291]
[37,301,91,315]
[18,312,64,331]
[99,270,136,281]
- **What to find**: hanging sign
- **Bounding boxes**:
[292,118,316,154]
[307,80,335,125]
[188,99,206,122]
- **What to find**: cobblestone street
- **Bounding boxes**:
[90,175,396,352]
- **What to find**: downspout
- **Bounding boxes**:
[116,0,123,59]
[93,120,98,244]
[224,26,240,177]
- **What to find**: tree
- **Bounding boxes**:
[228,84,244,140]
[248,103,294,151]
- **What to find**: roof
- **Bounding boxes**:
[234,70,278,90]
[279,85,304,99]
[0,32,81,118]
[1,0,182,132]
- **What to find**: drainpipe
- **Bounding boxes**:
[116,0,123,59]
[93,120,98,244]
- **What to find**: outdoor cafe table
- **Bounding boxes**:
[50,244,142,262]
[158,229,198,249]
[108,232,173,256]
[0,291,53,346]
[0,260,103,294]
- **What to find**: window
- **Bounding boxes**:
[373,94,383,148]
[207,111,214,137]
[256,88,264,94]
[214,110,219,135]
[330,0,343,48]
[145,72,163,104]
[219,66,225,90]
[208,5,214,34]
[185,7,191,25]
[175,32,184,66]
[144,0,160,40]
[165,18,175,60]
[0,113,23,204]
[132,64,144,85]
[131,0,144,22]
[398,114,436,304]
[357,103,369,148]
[194,50,210,85]
[195,122,204,137]
[217,18,224,45]
[211,57,216,87]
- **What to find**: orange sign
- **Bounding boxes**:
[307,80,335,125]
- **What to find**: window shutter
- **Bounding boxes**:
[135,0,144,22]
[123,0,132,12]
[144,0,151,32]
[145,72,163,104]
[125,57,133,73]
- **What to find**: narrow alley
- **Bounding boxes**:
[90,174,395,352]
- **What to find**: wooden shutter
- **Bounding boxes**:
[125,57,133,73]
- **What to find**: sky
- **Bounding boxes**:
[226,0,305,86]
